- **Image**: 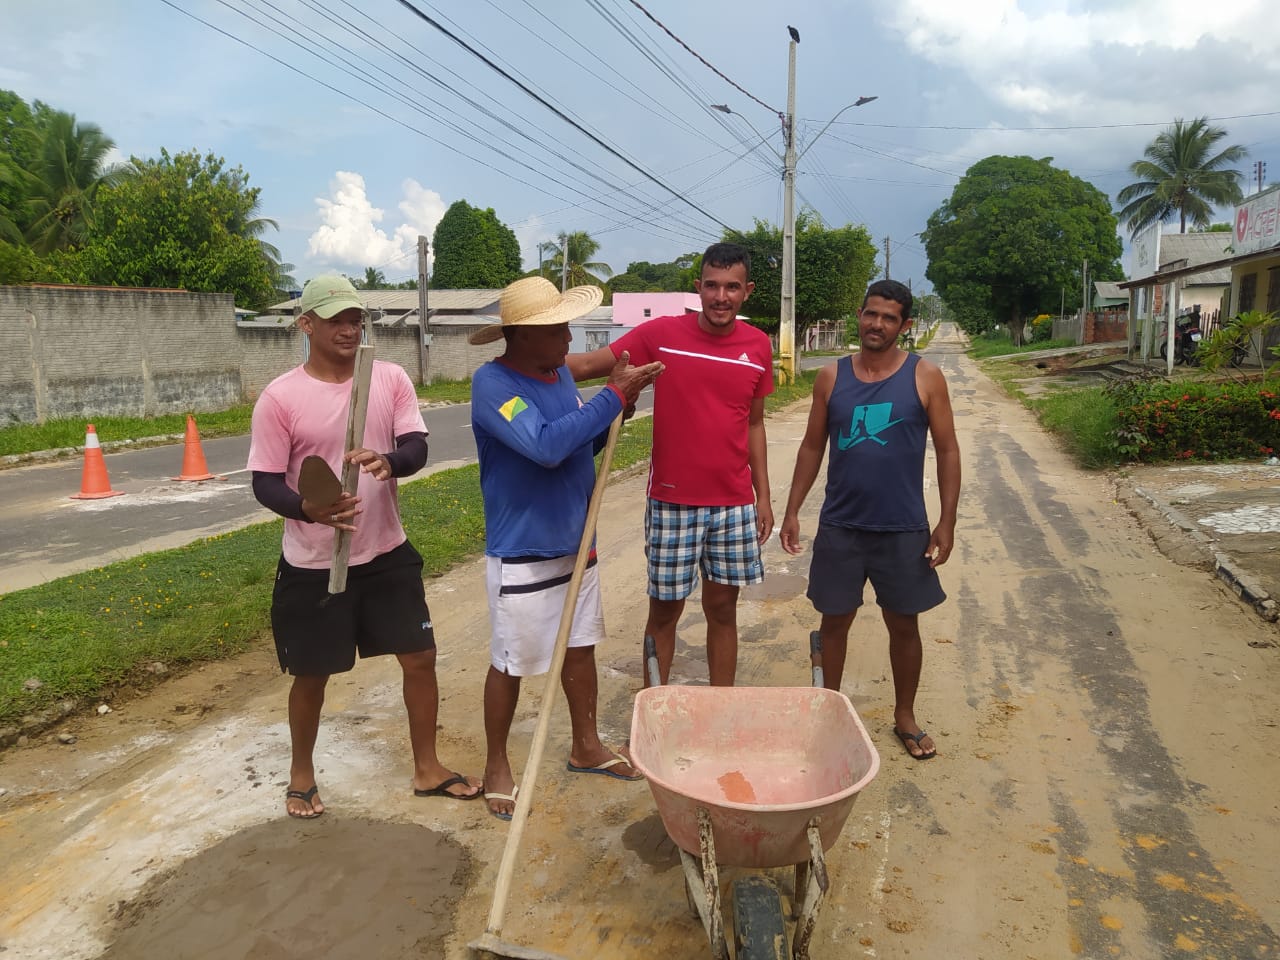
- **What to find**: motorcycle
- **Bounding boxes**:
[1158,311,1204,366]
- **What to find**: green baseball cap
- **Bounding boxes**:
[299,273,366,319]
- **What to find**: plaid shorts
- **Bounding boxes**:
[645,498,764,600]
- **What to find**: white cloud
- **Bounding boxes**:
[874,0,1278,116]
[306,172,446,275]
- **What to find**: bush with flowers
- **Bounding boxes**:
[1108,378,1280,461]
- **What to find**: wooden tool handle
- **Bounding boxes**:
[328,345,375,595]
[484,413,624,936]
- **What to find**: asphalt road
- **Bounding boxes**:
[0,385,651,594]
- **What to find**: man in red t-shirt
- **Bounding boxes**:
[569,242,774,686]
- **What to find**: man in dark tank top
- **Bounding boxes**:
[780,280,961,761]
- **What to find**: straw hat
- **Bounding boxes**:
[468,276,603,345]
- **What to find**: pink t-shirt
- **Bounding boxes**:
[247,361,427,569]
[612,313,774,506]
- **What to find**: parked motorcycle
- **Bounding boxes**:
[1158,310,1204,366]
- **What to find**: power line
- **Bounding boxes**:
[391,0,737,231]
[808,110,1280,132]
[623,0,780,118]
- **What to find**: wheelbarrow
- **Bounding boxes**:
[629,634,880,959]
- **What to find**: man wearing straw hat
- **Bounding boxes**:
[249,272,481,819]
[569,242,774,687]
[470,276,663,821]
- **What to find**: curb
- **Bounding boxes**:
[1128,483,1279,624]
[1,433,186,469]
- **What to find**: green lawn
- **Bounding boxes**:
[967,333,1078,359]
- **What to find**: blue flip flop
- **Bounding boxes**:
[566,754,643,781]
[893,727,937,761]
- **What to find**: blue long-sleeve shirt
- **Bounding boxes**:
[471,360,623,557]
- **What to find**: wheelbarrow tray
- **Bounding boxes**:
[630,685,880,869]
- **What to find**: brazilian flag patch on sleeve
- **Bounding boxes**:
[499,396,528,422]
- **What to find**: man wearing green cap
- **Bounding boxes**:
[248,272,481,819]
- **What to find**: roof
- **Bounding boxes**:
[1119,240,1280,290]
[1094,281,1125,301]
[1155,233,1234,284]
[266,288,500,313]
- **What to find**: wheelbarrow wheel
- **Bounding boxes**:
[732,876,789,960]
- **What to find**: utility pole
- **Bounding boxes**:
[417,235,430,385]
[1080,259,1089,345]
[1256,160,1268,194]
[778,35,798,385]
[884,236,891,280]
[560,234,569,292]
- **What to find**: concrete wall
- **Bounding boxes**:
[613,292,698,327]
[0,285,608,423]
[1,285,244,424]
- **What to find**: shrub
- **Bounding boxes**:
[1108,378,1280,462]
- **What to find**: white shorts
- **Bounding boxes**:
[486,554,605,677]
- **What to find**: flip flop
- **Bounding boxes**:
[893,727,937,761]
[566,754,644,781]
[484,786,519,822]
[414,772,482,800]
[285,785,324,819]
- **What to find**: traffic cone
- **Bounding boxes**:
[171,414,221,482]
[70,424,125,500]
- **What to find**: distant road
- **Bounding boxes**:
[0,386,651,594]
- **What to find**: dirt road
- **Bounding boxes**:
[2,325,1277,959]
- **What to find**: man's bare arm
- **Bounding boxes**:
[567,347,617,382]
[780,363,835,554]
[920,360,960,567]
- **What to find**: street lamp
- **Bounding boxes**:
[714,32,877,384]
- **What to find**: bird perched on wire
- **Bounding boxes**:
[788,25,800,43]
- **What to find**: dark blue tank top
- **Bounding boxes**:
[819,353,929,531]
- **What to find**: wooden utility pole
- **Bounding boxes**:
[417,235,430,385]
[884,236,891,280]
[1255,160,1267,194]
[561,234,569,292]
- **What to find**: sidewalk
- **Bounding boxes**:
[1116,460,1280,622]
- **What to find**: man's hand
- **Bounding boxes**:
[607,350,663,405]
[779,513,804,555]
[755,500,774,545]
[346,447,393,482]
[925,523,954,568]
[302,491,361,532]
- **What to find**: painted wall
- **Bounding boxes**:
[612,292,699,327]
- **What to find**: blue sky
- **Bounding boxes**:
[4,1,1278,292]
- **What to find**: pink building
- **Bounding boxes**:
[611,292,701,328]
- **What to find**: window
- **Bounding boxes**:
[585,331,609,351]
[1239,272,1258,312]
[643,308,651,318]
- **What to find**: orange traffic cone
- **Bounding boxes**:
[70,424,125,500]
[171,414,221,482]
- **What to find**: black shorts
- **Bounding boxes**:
[806,525,946,617]
[270,540,436,676]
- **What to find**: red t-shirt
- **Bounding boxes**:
[612,313,774,506]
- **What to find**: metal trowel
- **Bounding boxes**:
[297,455,342,512]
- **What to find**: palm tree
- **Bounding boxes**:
[361,266,387,288]
[21,111,127,253]
[541,231,612,289]
[1116,117,1247,236]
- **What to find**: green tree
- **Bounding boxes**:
[1116,117,1247,236]
[54,149,279,308]
[19,110,127,254]
[923,155,1123,344]
[540,230,612,289]
[607,254,698,295]
[361,266,387,288]
[431,200,522,288]
[726,213,877,337]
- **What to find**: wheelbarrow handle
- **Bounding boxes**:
[809,630,824,690]
[643,634,662,688]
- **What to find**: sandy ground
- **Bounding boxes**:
[2,324,1278,960]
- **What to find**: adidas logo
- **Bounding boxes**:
[738,352,749,362]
